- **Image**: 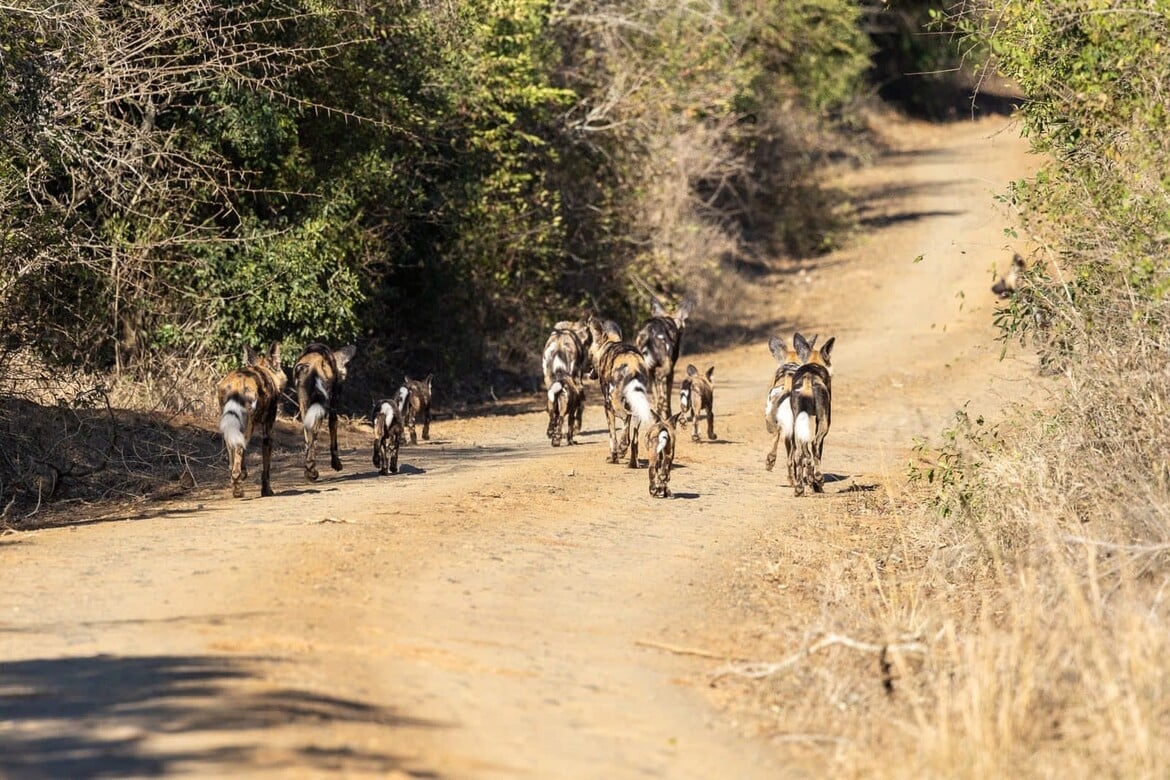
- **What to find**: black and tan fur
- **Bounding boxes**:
[542,319,592,388]
[588,316,656,467]
[992,253,1026,299]
[636,296,694,418]
[294,342,356,482]
[217,342,287,498]
[371,396,405,476]
[764,335,803,482]
[645,412,680,498]
[678,364,716,442]
[400,374,433,444]
[546,369,584,447]
[788,333,834,496]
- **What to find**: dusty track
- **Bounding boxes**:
[1,114,1038,778]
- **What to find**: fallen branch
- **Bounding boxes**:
[709,633,928,683]
[634,638,743,661]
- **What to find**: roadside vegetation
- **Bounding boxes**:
[714,2,1169,775]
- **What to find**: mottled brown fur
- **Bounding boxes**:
[372,398,405,476]
[679,364,716,442]
[294,342,356,482]
[402,374,433,444]
[216,342,287,498]
[636,296,694,418]
[546,370,584,447]
[644,413,680,498]
[588,317,654,467]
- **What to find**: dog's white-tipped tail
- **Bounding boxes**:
[624,380,655,426]
[304,402,327,432]
[794,411,814,445]
[656,428,670,455]
[219,399,248,451]
[547,381,563,405]
[376,401,397,435]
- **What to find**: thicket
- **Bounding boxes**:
[0,0,873,405]
[904,1,1170,772]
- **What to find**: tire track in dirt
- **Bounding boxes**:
[0,114,1038,778]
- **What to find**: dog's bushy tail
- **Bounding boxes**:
[219,396,249,451]
[624,380,655,426]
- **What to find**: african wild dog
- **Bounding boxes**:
[789,333,834,496]
[542,318,592,388]
[678,364,716,442]
[992,253,1026,299]
[400,374,433,444]
[764,334,803,483]
[645,412,680,498]
[371,397,405,476]
[636,295,694,418]
[294,342,356,482]
[216,342,287,498]
[546,369,584,447]
[588,316,656,467]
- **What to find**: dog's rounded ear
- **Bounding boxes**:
[705,365,715,380]
[335,344,357,368]
[268,342,282,368]
[794,332,813,362]
[820,337,835,363]
[686,364,699,377]
[768,335,788,363]
[244,345,260,367]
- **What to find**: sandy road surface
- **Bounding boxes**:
[1,114,1037,778]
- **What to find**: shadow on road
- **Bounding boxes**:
[0,653,445,779]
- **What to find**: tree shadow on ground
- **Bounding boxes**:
[0,653,446,779]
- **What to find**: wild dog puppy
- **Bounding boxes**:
[542,318,592,388]
[636,295,695,418]
[645,412,680,498]
[216,342,287,498]
[678,364,716,442]
[371,397,405,475]
[294,342,356,482]
[788,333,835,496]
[399,374,433,444]
[764,335,804,482]
[992,253,1026,299]
[546,369,584,447]
[588,316,656,467]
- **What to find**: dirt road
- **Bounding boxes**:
[1,113,1037,778]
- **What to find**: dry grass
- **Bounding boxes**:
[710,310,1170,776]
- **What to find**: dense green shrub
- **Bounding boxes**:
[1,0,874,405]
